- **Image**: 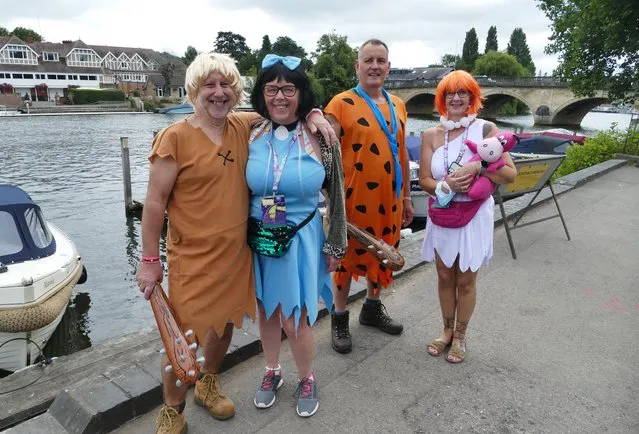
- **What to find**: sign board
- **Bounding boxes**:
[497,154,565,198]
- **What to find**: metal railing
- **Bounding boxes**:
[385,76,572,89]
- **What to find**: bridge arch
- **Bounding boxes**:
[479,89,535,120]
[402,90,437,116]
[550,97,609,125]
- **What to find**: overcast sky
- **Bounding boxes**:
[4,0,559,74]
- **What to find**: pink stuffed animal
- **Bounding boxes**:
[462,132,519,200]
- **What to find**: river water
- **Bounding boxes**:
[0,111,633,359]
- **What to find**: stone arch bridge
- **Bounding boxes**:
[387,77,609,126]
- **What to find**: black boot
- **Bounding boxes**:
[331,311,352,354]
[359,300,403,335]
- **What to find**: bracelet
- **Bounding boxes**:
[305,108,322,121]
[141,256,161,264]
[403,197,412,202]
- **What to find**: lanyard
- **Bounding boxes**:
[353,84,403,198]
[443,127,468,174]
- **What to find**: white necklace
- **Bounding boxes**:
[439,114,477,131]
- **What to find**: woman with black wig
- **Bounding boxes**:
[246,54,347,417]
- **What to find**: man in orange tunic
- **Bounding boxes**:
[324,39,414,354]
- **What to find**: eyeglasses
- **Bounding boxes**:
[263,85,297,97]
[446,89,470,99]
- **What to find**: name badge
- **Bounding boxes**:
[261,195,287,227]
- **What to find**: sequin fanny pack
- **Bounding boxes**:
[247,209,316,257]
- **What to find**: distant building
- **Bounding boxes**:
[386,67,453,86]
[0,36,187,103]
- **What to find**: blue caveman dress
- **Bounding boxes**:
[246,125,333,330]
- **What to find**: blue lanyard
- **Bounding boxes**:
[266,122,300,195]
[354,84,402,197]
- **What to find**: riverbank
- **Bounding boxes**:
[1,158,634,433]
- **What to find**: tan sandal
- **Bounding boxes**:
[446,337,466,364]
[427,339,450,357]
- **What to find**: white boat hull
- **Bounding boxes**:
[0,223,84,373]
[0,306,68,372]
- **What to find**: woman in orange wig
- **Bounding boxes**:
[418,70,516,363]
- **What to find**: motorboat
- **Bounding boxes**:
[0,185,87,373]
[155,98,193,114]
[514,129,586,155]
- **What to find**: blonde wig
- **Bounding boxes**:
[184,52,245,108]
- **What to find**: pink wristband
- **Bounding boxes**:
[141,256,161,263]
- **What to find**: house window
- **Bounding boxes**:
[0,45,38,65]
[23,74,34,79]
[148,61,159,71]
[42,52,59,62]
[156,87,163,97]
[12,73,23,79]
[0,73,5,78]
[79,75,88,80]
[57,74,65,79]
[88,76,97,81]
[66,48,101,67]
[47,74,56,79]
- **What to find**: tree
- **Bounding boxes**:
[257,35,272,64]
[538,0,639,101]
[441,54,460,67]
[272,36,307,59]
[311,33,357,106]
[506,28,535,76]
[237,50,258,75]
[159,62,176,96]
[182,46,198,67]
[213,31,250,62]
[456,28,479,71]
[473,51,527,77]
[0,26,8,37]
[485,26,498,53]
[11,26,43,42]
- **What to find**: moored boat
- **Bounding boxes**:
[0,185,87,373]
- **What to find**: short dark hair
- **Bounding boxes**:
[250,61,316,120]
[359,38,389,52]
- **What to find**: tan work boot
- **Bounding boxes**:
[193,373,235,420]
[155,405,187,434]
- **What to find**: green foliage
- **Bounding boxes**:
[553,125,639,179]
[214,31,250,62]
[537,0,638,102]
[10,26,43,42]
[182,46,198,67]
[272,36,307,58]
[236,50,257,75]
[306,71,325,107]
[456,28,479,71]
[441,54,460,67]
[67,89,125,104]
[473,51,527,77]
[0,26,8,36]
[498,100,529,116]
[143,99,159,112]
[506,28,535,76]
[311,33,357,106]
[485,26,498,53]
[257,35,272,64]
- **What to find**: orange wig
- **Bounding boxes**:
[434,70,483,117]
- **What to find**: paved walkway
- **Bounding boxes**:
[111,166,639,433]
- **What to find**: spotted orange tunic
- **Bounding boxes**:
[324,90,408,292]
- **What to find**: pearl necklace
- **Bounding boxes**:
[439,114,477,131]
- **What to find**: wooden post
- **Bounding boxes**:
[120,137,133,216]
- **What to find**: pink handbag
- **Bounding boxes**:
[427,197,487,228]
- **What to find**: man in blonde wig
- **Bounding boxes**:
[136,52,337,433]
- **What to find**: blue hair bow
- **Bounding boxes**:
[261,54,301,70]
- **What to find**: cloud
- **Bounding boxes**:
[3,0,558,73]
